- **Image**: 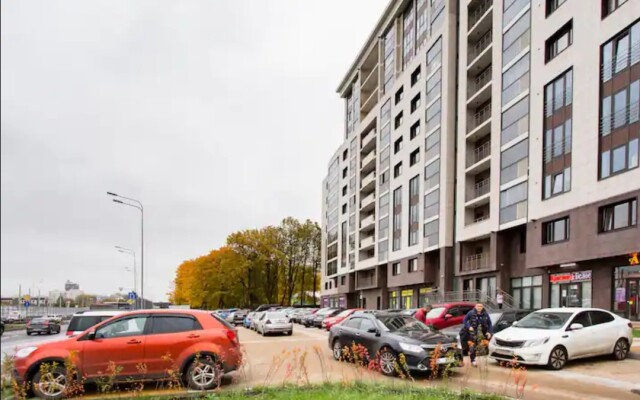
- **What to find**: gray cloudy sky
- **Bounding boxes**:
[1,0,388,301]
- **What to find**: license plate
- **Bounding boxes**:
[498,348,514,356]
[436,357,452,365]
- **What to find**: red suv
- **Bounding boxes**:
[424,302,475,330]
[12,310,241,399]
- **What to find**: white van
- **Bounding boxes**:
[66,310,124,336]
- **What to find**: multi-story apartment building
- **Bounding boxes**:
[321,0,640,321]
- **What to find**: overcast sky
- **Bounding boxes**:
[1,0,388,301]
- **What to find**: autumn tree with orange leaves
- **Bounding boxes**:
[169,218,321,308]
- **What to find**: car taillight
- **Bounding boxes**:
[266,320,272,325]
[226,329,238,345]
[44,321,49,326]
[66,331,73,336]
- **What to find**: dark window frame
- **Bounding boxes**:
[546,0,567,17]
[599,198,638,233]
[410,121,421,140]
[411,65,421,86]
[410,148,420,166]
[545,20,573,63]
[542,217,570,245]
[602,0,629,18]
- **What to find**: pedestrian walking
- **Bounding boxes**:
[496,291,504,310]
[463,303,493,367]
[414,304,432,324]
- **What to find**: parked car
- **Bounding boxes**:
[489,308,633,370]
[26,318,61,336]
[254,304,281,312]
[226,310,247,326]
[328,312,463,376]
[303,308,327,327]
[310,308,343,328]
[323,309,362,330]
[424,302,475,330]
[255,311,292,336]
[46,315,63,323]
[292,308,316,324]
[13,310,242,399]
[250,312,264,331]
[66,310,125,337]
[1,321,4,336]
[440,309,534,355]
[243,312,255,329]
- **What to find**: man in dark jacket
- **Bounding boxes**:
[463,303,493,367]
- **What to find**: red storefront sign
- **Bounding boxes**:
[550,270,592,284]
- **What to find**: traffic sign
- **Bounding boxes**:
[127,299,134,304]
[128,291,137,300]
[24,300,30,308]
[23,295,31,301]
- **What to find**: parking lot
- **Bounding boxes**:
[237,324,640,400]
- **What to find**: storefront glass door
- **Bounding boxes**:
[560,283,582,307]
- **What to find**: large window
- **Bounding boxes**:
[500,182,528,224]
[424,158,440,190]
[601,21,640,82]
[544,167,571,199]
[403,5,416,67]
[501,96,530,145]
[501,138,529,184]
[600,81,640,136]
[542,217,569,244]
[393,187,402,251]
[424,189,439,219]
[502,11,531,67]
[601,139,639,178]
[600,198,638,232]
[502,54,530,105]
[383,27,396,94]
[511,276,542,309]
[503,0,530,28]
[425,129,440,161]
[426,37,442,77]
[409,175,420,246]
[423,219,439,248]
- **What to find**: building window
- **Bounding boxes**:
[425,129,440,161]
[395,112,404,129]
[395,87,404,105]
[543,167,571,199]
[424,158,440,190]
[511,276,542,309]
[411,94,421,113]
[341,276,346,286]
[545,20,573,63]
[600,198,638,232]
[411,66,421,86]
[424,189,439,219]
[410,148,420,166]
[409,258,418,272]
[550,271,592,308]
[600,139,639,179]
[342,149,348,161]
[410,121,420,140]
[423,219,439,247]
[409,175,419,246]
[342,186,347,196]
[394,137,403,154]
[342,204,347,214]
[394,162,403,178]
[392,262,401,276]
[542,217,569,244]
[602,0,628,18]
[426,68,441,105]
[546,0,567,16]
[425,99,441,132]
[342,167,348,178]
[392,187,402,251]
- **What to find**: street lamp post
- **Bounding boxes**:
[108,192,144,308]
[116,246,137,309]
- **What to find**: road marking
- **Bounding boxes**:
[542,370,640,392]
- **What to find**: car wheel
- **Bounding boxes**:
[287,331,292,336]
[26,331,31,336]
[32,364,67,400]
[378,347,398,376]
[612,338,629,360]
[547,346,567,370]
[332,339,343,361]
[186,355,222,391]
[47,328,52,335]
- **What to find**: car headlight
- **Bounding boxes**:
[524,337,550,348]
[15,346,38,359]
[398,342,424,354]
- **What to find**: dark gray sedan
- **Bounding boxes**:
[26,317,61,335]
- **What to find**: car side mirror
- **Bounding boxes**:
[569,323,583,331]
[444,314,453,320]
[88,331,96,340]
[511,321,517,326]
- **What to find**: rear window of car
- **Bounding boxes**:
[68,315,111,332]
[151,316,202,334]
[31,318,47,323]
[267,312,287,319]
[210,313,234,329]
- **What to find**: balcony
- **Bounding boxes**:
[462,253,489,272]
[466,140,491,174]
[360,191,376,212]
[359,214,375,232]
[355,268,377,290]
[468,0,493,38]
[467,66,492,107]
[601,41,640,82]
[361,129,376,153]
[466,102,492,140]
[360,170,376,193]
[360,88,379,119]
[359,234,375,250]
[360,150,377,173]
[467,29,493,72]
[466,178,491,206]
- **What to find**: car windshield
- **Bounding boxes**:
[489,312,503,325]
[337,310,352,317]
[68,315,110,332]
[378,316,432,332]
[267,312,286,319]
[426,307,445,319]
[31,318,47,323]
[515,312,572,330]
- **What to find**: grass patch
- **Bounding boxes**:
[3,324,26,332]
[92,382,505,400]
[633,328,640,338]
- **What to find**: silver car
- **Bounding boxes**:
[250,311,264,331]
[256,311,292,336]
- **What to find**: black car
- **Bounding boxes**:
[328,312,463,376]
[303,308,332,328]
[439,309,534,354]
[26,317,61,335]
[309,308,343,328]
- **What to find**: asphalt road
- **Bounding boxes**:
[1,324,69,362]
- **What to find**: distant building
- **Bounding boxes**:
[65,280,80,291]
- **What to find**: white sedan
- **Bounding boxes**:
[488,307,633,370]
[255,311,293,336]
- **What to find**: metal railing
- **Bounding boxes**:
[601,41,640,81]
[467,178,490,201]
[600,102,640,135]
[468,0,493,30]
[468,102,492,132]
[424,289,516,310]
[462,253,489,271]
[467,141,491,167]
[473,213,490,223]
[468,29,493,62]
[543,140,570,163]
[468,66,492,98]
